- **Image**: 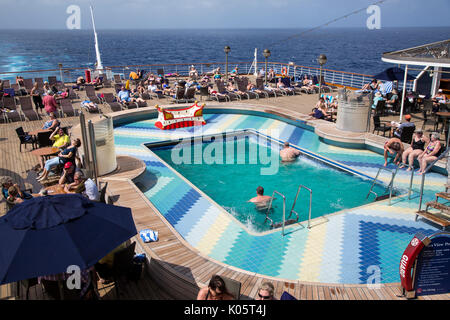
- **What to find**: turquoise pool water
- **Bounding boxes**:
[149,132,388,232]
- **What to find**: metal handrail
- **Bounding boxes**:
[289,185,313,229]
[418,148,449,211]
[366,166,399,205]
[265,190,286,236]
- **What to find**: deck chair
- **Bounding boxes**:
[215,80,240,101]
[183,87,197,103]
[18,96,40,121]
[140,92,152,100]
[171,87,186,103]
[398,125,416,144]
[256,78,276,97]
[16,127,36,151]
[2,79,10,88]
[48,76,58,86]
[60,99,78,117]
[238,78,259,99]
[103,93,123,112]
[3,97,24,122]
[84,85,101,104]
[220,276,241,300]
[113,74,123,84]
[375,100,386,116]
[99,181,108,203]
[280,78,296,95]
[10,84,20,96]
[3,87,16,97]
[34,78,44,89]
[373,115,391,137]
[110,241,136,299]
[23,78,34,92]
[198,86,211,101]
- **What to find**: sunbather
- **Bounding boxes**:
[81,100,99,113]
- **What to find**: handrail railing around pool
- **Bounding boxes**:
[366,166,399,205]
[290,185,312,229]
[266,191,286,236]
[418,148,450,211]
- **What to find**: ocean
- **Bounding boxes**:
[0,27,449,79]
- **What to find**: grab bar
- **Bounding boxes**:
[266,191,286,236]
[290,185,312,229]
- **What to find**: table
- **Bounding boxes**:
[31,146,59,158]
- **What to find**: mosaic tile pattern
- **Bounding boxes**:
[114,113,446,284]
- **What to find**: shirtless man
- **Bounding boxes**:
[279,142,300,162]
[248,186,272,204]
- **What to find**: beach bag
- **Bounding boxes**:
[139,229,158,243]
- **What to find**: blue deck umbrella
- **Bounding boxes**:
[0,194,137,285]
[372,67,415,81]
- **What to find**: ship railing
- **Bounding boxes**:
[0,61,413,92]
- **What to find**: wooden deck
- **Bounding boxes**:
[1,86,449,300]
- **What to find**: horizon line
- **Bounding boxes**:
[1,26,450,31]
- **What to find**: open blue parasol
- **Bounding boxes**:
[0,194,137,285]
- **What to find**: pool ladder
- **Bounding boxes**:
[366,166,399,205]
[265,185,327,236]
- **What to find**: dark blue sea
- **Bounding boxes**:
[0,27,449,79]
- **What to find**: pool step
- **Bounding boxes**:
[271,219,299,229]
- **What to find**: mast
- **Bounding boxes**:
[90,5,104,73]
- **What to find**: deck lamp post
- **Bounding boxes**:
[224,46,231,81]
[58,63,63,84]
[263,49,271,86]
[317,54,327,97]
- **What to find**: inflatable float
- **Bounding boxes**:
[155,101,206,130]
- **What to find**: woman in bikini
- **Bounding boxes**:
[417,132,442,175]
[399,130,429,171]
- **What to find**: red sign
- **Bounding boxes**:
[399,235,426,292]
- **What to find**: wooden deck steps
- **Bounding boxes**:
[415,191,450,230]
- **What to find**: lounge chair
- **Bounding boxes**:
[255,78,276,97]
[10,84,20,96]
[23,78,34,93]
[220,276,241,300]
[103,93,123,112]
[34,78,44,89]
[236,77,259,99]
[215,80,241,101]
[48,76,58,86]
[60,99,78,117]
[279,78,296,95]
[18,96,41,121]
[3,97,24,122]
[140,92,152,100]
[84,85,101,104]
[2,79,11,88]
[15,126,36,151]
[171,87,186,103]
[183,87,197,103]
[113,74,123,84]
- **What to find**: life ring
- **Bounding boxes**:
[281,67,288,76]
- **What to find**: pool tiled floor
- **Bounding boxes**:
[114,112,446,284]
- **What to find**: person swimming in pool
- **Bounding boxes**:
[280,141,300,162]
[248,186,272,207]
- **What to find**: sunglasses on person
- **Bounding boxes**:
[258,293,272,300]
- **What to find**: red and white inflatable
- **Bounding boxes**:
[155,101,206,130]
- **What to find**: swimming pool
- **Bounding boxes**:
[115,110,444,284]
[147,130,391,233]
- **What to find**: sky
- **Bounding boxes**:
[0,0,449,29]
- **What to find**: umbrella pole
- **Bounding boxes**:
[399,64,408,122]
